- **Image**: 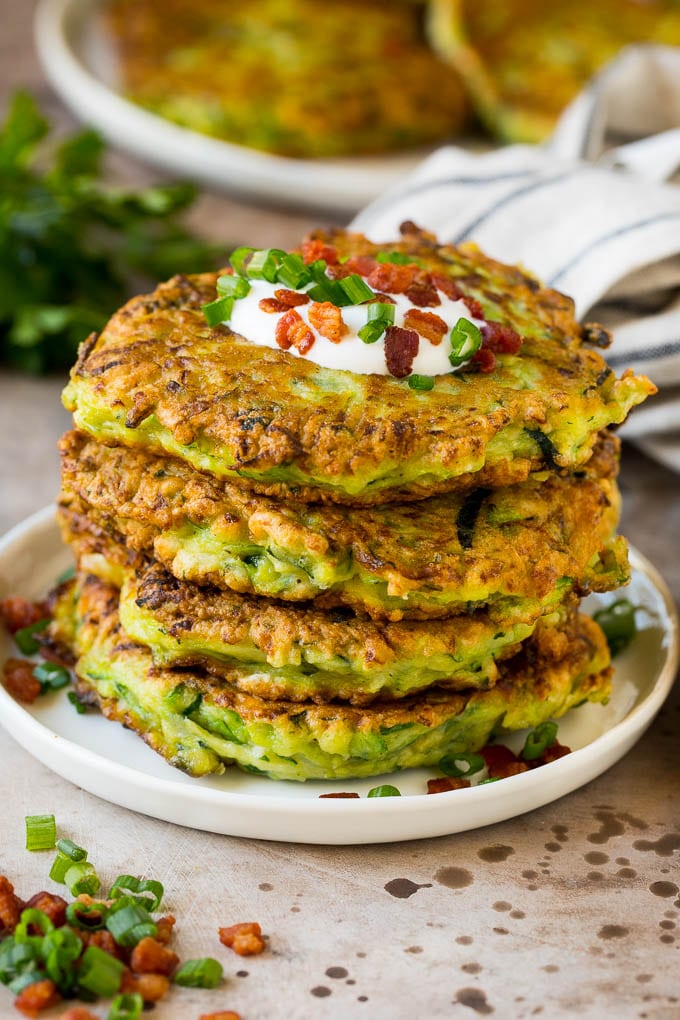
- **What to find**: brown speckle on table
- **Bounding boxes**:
[454,987,495,1014]
[404,945,423,954]
[649,881,679,898]
[310,986,331,998]
[325,967,348,979]
[462,963,482,975]
[598,925,630,940]
[585,851,609,864]
[477,845,515,863]
[634,833,680,856]
[434,866,474,889]
[258,882,273,891]
[456,936,474,945]
[384,878,432,898]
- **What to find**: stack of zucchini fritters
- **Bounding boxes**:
[48,224,653,782]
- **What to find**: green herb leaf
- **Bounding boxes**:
[449,317,482,366]
[593,599,638,656]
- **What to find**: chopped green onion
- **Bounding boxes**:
[593,599,637,656]
[276,253,312,290]
[367,785,401,798]
[449,317,482,366]
[522,721,558,761]
[14,909,54,941]
[65,900,109,930]
[0,940,37,984]
[8,969,44,995]
[49,854,72,885]
[229,246,256,277]
[14,619,49,655]
[106,903,157,948]
[366,302,396,325]
[307,277,350,306]
[56,838,87,862]
[439,752,485,778]
[339,274,374,304]
[110,875,164,913]
[65,862,100,897]
[174,957,223,989]
[357,320,388,344]
[202,295,234,327]
[108,992,144,1020]
[33,662,70,693]
[407,375,434,391]
[77,945,124,998]
[216,274,251,299]
[67,691,86,714]
[56,565,76,584]
[376,251,413,265]
[245,248,286,283]
[25,814,56,852]
[478,777,501,785]
[40,927,82,989]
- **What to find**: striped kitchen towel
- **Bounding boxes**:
[352,45,680,473]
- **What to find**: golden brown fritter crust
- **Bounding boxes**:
[62,227,654,505]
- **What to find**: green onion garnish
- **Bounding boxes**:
[0,940,37,985]
[108,992,144,1020]
[276,253,312,290]
[14,909,54,941]
[33,662,70,693]
[229,246,256,276]
[106,903,157,948]
[245,248,286,283]
[56,838,88,862]
[25,814,56,852]
[367,302,396,325]
[478,777,501,785]
[339,274,374,304]
[14,618,49,655]
[41,926,82,988]
[110,875,164,913]
[174,957,223,989]
[367,785,401,798]
[438,752,485,778]
[65,862,100,897]
[77,945,124,998]
[357,320,388,344]
[216,274,251,300]
[521,721,558,761]
[8,969,44,995]
[407,374,434,391]
[307,278,350,306]
[202,295,234,327]
[449,317,482,366]
[376,251,413,265]
[66,900,109,931]
[49,855,72,885]
[67,691,86,714]
[593,599,638,656]
[56,564,76,584]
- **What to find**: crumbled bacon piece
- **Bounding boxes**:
[200,1012,242,1020]
[219,922,266,956]
[15,978,61,1018]
[369,291,396,305]
[384,326,419,378]
[131,936,179,976]
[3,658,41,703]
[25,891,67,929]
[275,309,315,355]
[403,309,448,345]
[0,596,46,634]
[463,296,485,319]
[427,777,471,794]
[83,929,124,960]
[327,255,377,280]
[0,875,24,935]
[367,262,418,294]
[481,744,529,778]
[259,298,287,314]
[481,321,522,354]
[528,741,572,767]
[58,1008,99,1020]
[307,301,348,343]
[318,792,360,799]
[405,271,440,308]
[155,914,176,945]
[122,970,170,1002]
[470,347,497,373]
[301,239,338,265]
[273,288,309,308]
[430,273,463,300]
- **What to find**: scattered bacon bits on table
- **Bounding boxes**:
[199,1011,242,1020]
[58,1007,99,1020]
[427,777,472,795]
[480,744,529,778]
[15,978,61,1018]
[24,891,67,928]
[0,597,45,634]
[0,876,24,935]
[219,922,266,957]
[529,741,572,766]
[2,658,41,703]
[130,935,179,975]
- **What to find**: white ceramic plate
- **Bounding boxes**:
[34,0,447,215]
[0,507,677,845]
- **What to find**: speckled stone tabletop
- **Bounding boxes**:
[1,5,679,1019]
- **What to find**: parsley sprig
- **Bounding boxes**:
[0,91,224,372]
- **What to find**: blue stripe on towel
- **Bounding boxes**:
[607,339,680,366]
[549,212,680,285]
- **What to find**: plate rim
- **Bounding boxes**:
[34,0,433,215]
[0,505,677,843]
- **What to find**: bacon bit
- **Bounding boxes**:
[403,308,448,345]
[58,1008,99,1020]
[259,297,287,314]
[431,272,463,300]
[131,936,179,976]
[275,309,315,355]
[0,875,24,935]
[122,971,171,1003]
[301,239,338,265]
[0,596,46,634]
[15,978,61,1018]
[307,301,348,343]
[405,271,440,308]
[480,744,529,779]
[327,254,377,280]
[367,262,418,294]
[470,347,497,373]
[384,326,419,378]
[199,1013,242,1020]
[25,891,67,929]
[273,288,309,308]
[319,792,360,799]
[3,658,41,703]
[155,914,176,945]
[463,296,485,319]
[219,922,266,956]
[369,291,396,305]
[83,929,125,960]
[481,320,522,354]
[528,741,572,767]
[427,777,471,794]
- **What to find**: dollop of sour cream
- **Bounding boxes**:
[226,278,484,376]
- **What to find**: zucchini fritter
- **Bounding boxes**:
[48,574,612,781]
[59,430,629,620]
[62,227,653,504]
